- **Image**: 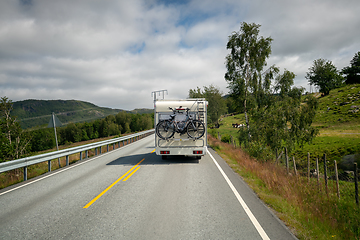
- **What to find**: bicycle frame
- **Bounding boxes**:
[168,107,195,134]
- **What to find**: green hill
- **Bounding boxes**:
[130,108,154,114]
[312,84,360,125]
[11,99,124,129]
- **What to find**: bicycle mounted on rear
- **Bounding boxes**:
[156,106,205,140]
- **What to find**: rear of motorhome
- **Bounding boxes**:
[154,99,207,159]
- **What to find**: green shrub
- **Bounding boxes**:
[208,128,218,138]
[221,134,232,143]
[246,141,275,162]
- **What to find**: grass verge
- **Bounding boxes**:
[0,135,128,190]
[208,135,360,240]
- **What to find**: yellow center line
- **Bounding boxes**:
[83,158,145,209]
[123,166,141,181]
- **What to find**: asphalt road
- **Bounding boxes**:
[0,134,297,239]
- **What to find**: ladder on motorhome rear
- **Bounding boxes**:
[197,101,205,123]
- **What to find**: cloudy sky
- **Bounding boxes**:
[1,0,359,110]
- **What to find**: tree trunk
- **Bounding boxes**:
[244,99,250,141]
[245,56,251,141]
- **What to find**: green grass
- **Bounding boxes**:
[209,113,245,145]
[293,134,360,169]
[313,84,360,125]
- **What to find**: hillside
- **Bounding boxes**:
[312,84,360,125]
[130,108,154,114]
[11,99,124,129]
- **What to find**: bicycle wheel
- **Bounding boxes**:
[186,120,205,139]
[156,120,175,140]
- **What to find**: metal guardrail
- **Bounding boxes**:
[0,129,154,181]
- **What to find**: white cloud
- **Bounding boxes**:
[0,0,359,110]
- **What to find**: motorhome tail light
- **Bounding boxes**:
[193,150,203,154]
[160,151,170,154]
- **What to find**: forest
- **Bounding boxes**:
[0,98,153,163]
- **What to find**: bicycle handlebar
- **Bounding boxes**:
[168,107,190,113]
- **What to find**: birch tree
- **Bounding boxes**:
[0,97,30,162]
[225,22,273,140]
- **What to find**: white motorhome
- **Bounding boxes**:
[154,99,208,159]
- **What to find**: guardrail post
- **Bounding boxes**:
[95,148,98,155]
[118,142,120,148]
[80,152,83,160]
[99,146,102,154]
[66,155,69,166]
[85,150,88,159]
[113,143,115,150]
[23,166,27,181]
[48,160,51,172]
[107,145,109,152]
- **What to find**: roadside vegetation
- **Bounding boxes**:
[207,85,360,240]
[207,86,360,240]
[0,135,132,189]
[194,22,360,239]
[208,135,359,240]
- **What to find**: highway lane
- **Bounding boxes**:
[0,134,297,239]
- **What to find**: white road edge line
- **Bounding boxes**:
[0,137,147,197]
[207,149,270,240]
